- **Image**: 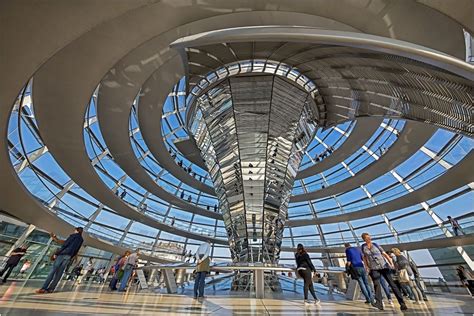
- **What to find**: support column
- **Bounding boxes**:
[254,269,265,299]
[48,180,74,209]
[25,236,53,280]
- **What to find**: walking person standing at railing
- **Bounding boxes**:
[361,232,408,311]
[448,216,464,236]
[295,243,320,305]
[344,243,374,305]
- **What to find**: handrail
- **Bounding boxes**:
[137,262,345,274]
[284,219,474,248]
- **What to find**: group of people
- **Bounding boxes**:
[344,233,428,311]
[0,216,468,305]
[109,249,140,292]
[295,232,432,311]
[68,259,107,284]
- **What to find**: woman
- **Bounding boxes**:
[295,243,320,304]
[391,248,423,304]
[109,250,130,291]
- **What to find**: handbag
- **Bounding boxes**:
[398,268,410,283]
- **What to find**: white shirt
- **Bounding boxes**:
[195,242,210,261]
[126,252,138,266]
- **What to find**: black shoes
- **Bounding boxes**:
[371,302,383,311]
[401,304,408,311]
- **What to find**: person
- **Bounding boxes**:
[36,227,84,294]
[83,258,94,282]
[386,250,406,297]
[97,267,106,283]
[380,277,394,306]
[295,243,320,305]
[344,243,374,304]
[391,248,423,304]
[448,216,464,236]
[194,240,211,299]
[186,250,193,263]
[0,245,27,283]
[361,233,407,311]
[118,249,139,292]
[69,263,82,281]
[120,190,127,199]
[456,265,474,296]
[109,251,130,290]
[409,257,428,301]
[17,259,31,277]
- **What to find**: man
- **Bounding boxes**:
[78,258,93,284]
[0,245,27,283]
[456,265,474,296]
[448,216,464,236]
[186,250,193,263]
[344,243,374,304]
[194,240,211,299]
[36,227,84,294]
[361,233,407,311]
[118,249,139,292]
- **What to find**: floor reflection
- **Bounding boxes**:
[0,280,472,315]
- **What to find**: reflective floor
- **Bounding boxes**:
[0,280,473,315]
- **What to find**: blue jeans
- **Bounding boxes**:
[118,264,133,291]
[194,271,207,297]
[41,254,71,292]
[380,276,392,300]
[354,267,373,302]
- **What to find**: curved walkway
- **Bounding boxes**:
[290,120,436,202]
[97,30,214,196]
[98,57,219,218]
[280,233,474,253]
[286,150,474,227]
[295,117,383,180]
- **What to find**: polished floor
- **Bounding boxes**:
[0,280,473,315]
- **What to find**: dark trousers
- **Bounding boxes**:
[194,271,207,297]
[0,263,17,282]
[298,268,317,300]
[369,268,405,308]
[466,280,474,296]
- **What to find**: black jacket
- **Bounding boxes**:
[295,252,316,272]
[7,248,26,265]
[56,233,83,257]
